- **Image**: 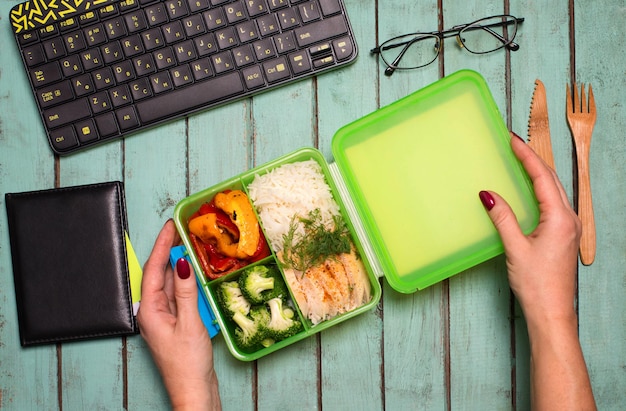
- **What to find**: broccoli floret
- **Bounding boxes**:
[232,311,263,350]
[217,281,250,317]
[249,305,270,327]
[265,297,303,340]
[239,265,286,304]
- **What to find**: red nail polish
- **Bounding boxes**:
[176,258,191,279]
[479,191,496,211]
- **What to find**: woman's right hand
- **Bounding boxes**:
[479,133,595,410]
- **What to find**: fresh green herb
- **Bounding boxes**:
[281,209,352,272]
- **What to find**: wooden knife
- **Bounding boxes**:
[527,79,556,170]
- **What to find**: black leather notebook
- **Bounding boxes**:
[5,181,138,346]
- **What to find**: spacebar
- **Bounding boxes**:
[136,72,244,124]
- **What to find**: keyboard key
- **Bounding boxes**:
[60,55,83,76]
[29,61,62,87]
[23,44,46,67]
[95,112,119,137]
[332,36,353,60]
[170,64,194,87]
[246,0,268,17]
[203,8,227,30]
[319,0,341,16]
[37,80,74,108]
[312,54,334,68]
[49,125,79,152]
[75,118,99,143]
[150,72,173,93]
[191,58,213,80]
[298,2,321,23]
[253,38,277,60]
[101,41,125,63]
[129,78,153,99]
[294,14,347,47]
[72,73,95,96]
[165,0,189,19]
[141,28,165,50]
[17,31,38,46]
[93,67,116,90]
[81,48,104,70]
[122,34,144,57]
[136,72,244,123]
[43,98,91,128]
[63,31,87,52]
[85,24,108,46]
[162,21,186,44]
[188,0,210,13]
[105,17,128,40]
[146,3,168,26]
[116,106,140,130]
[278,8,299,30]
[109,84,133,107]
[125,11,148,33]
[257,14,279,36]
[225,1,247,24]
[42,37,66,60]
[212,51,235,73]
[242,65,265,89]
[183,14,206,36]
[288,50,310,74]
[233,44,255,67]
[273,32,296,53]
[263,56,290,82]
[89,91,113,113]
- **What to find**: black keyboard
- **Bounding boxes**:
[10,0,357,155]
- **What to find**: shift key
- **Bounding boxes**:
[294,15,347,47]
[43,98,91,129]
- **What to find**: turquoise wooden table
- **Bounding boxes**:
[1,0,625,409]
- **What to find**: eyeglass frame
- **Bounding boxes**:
[371,15,525,76]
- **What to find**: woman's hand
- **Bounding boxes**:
[137,220,221,411]
[479,134,595,410]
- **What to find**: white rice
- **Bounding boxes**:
[247,159,340,252]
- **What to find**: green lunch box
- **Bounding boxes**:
[173,69,539,361]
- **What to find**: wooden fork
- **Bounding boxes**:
[566,83,597,265]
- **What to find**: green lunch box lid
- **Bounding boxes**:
[331,69,539,293]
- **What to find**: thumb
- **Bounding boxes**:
[479,190,525,251]
[173,257,201,324]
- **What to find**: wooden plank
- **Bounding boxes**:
[375,3,448,410]
[187,102,257,410]
[0,6,58,406]
[573,1,626,408]
[443,3,515,409]
[56,141,126,408]
[124,120,189,410]
[316,1,383,409]
[252,80,320,410]
[510,0,572,408]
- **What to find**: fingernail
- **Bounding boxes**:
[479,191,496,211]
[176,258,191,279]
[510,131,525,142]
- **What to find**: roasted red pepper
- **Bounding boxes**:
[204,242,243,273]
[187,191,271,280]
[249,226,271,262]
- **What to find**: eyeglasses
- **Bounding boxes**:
[371,15,525,76]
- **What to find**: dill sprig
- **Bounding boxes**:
[281,209,352,272]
